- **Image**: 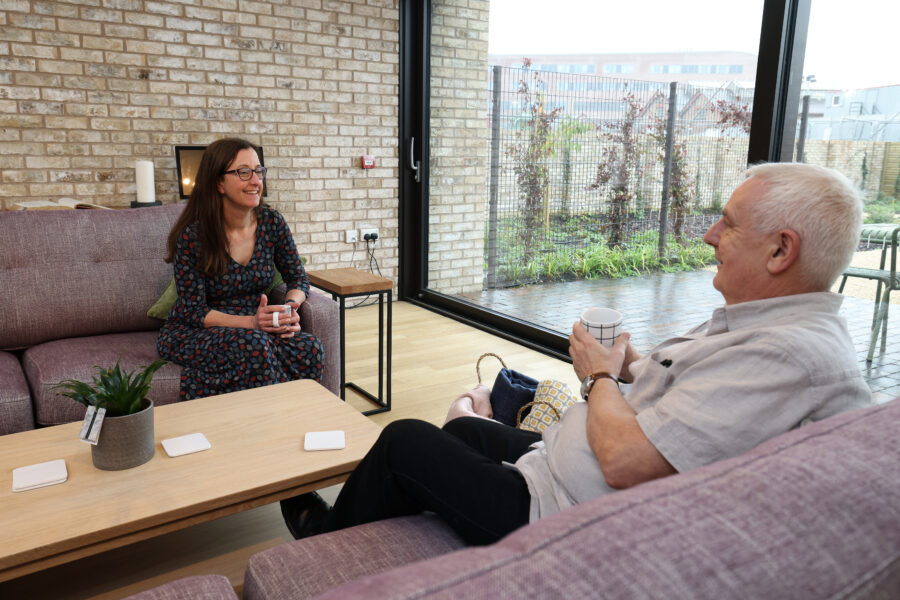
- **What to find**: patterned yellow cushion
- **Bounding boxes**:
[518,379,578,433]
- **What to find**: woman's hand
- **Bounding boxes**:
[253,294,305,338]
[254,294,287,334]
[279,297,304,338]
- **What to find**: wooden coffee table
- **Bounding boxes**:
[0,380,381,583]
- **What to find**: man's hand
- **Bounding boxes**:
[569,322,630,380]
[618,338,643,383]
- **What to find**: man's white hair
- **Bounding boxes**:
[744,162,862,290]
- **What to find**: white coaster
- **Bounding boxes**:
[161,432,211,457]
[304,430,346,451]
[12,459,68,492]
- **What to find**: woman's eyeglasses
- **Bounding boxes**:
[223,166,267,181]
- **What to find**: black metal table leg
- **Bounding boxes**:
[308,270,393,416]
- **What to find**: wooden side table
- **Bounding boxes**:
[306,268,393,415]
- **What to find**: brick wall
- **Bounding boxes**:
[427,0,489,295]
[0,0,399,280]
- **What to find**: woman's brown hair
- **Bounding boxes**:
[165,138,265,277]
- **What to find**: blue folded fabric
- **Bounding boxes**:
[490,368,539,426]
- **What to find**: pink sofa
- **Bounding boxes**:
[0,205,339,433]
[239,398,899,599]
[128,399,900,599]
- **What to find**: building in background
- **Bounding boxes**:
[805,84,900,142]
[489,51,758,86]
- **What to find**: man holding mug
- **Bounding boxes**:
[282,163,871,545]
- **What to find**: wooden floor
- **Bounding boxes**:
[343,300,576,427]
[0,301,573,599]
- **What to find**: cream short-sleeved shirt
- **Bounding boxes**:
[514,292,871,522]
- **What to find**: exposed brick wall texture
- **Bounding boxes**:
[427,0,489,295]
[0,0,399,280]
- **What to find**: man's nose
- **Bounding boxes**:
[703,220,720,245]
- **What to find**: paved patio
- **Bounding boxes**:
[463,262,900,404]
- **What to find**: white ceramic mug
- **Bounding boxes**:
[580,307,623,348]
[272,305,291,327]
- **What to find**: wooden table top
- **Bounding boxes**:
[0,380,381,582]
[307,268,393,295]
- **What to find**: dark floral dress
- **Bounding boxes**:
[157,207,324,400]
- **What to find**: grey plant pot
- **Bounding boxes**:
[91,399,155,471]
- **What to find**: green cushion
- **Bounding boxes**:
[147,268,285,320]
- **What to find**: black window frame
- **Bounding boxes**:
[398,0,811,361]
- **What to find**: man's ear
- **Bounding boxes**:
[767,229,800,275]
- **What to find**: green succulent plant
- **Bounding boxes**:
[53,359,168,418]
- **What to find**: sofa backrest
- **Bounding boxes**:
[318,399,900,599]
[0,205,183,351]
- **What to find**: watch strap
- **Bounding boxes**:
[581,371,620,400]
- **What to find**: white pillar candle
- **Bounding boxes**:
[135,160,156,204]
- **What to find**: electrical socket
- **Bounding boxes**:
[361,227,379,241]
[345,229,358,243]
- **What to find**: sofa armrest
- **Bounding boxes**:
[299,290,339,396]
[0,351,35,435]
[243,514,466,600]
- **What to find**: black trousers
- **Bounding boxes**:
[323,417,542,545]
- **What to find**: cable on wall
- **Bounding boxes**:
[346,233,383,309]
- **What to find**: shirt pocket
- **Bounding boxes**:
[628,353,675,412]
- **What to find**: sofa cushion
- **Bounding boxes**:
[243,514,466,600]
[146,277,180,321]
[23,332,182,426]
[0,351,34,434]
[312,400,900,599]
[120,575,238,600]
[0,205,182,351]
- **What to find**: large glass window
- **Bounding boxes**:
[791,0,900,224]
[423,0,766,340]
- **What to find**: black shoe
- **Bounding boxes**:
[280,491,331,540]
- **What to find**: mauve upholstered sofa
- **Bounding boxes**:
[121,575,239,600]
[0,205,339,434]
[235,398,900,599]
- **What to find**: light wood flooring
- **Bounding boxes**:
[342,300,575,427]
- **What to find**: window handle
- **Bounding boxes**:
[410,137,421,183]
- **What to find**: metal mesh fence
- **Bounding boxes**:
[485,65,754,287]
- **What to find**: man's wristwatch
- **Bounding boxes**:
[580,371,620,400]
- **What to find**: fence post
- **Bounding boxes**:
[796,94,810,162]
[658,81,678,255]
[487,65,502,288]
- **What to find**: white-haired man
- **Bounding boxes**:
[282,163,871,545]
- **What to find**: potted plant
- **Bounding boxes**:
[54,358,167,470]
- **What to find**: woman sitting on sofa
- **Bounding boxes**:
[157,137,324,400]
